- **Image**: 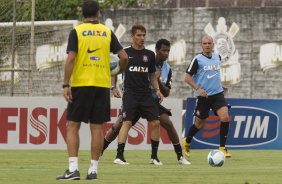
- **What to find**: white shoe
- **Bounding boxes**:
[178,156,191,165]
[113,158,129,165]
[150,158,163,166]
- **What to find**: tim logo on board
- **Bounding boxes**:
[185,98,281,149]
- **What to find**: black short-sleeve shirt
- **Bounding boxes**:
[123,46,156,94]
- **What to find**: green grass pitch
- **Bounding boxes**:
[0,149,281,184]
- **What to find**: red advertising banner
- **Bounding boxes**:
[0,97,182,150]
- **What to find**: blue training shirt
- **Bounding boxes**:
[151,60,172,99]
[186,52,224,96]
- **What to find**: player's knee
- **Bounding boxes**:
[196,123,205,129]
[122,121,133,129]
[160,120,173,130]
[150,120,160,127]
[220,116,229,122]
[112,125,121,134]
[195,119,205,129]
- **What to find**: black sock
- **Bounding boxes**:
[186,124,200,144]
[151,139,159,159]
[220,122,229,147]
[173,143,182,160]
[116,143,125,159]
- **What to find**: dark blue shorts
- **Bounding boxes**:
[67,86,110,124]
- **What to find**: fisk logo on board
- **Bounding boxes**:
[0,107,170,145]
[194,106,279,147]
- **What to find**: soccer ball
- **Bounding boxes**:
[110,54,120,76]
[207,150,225,167]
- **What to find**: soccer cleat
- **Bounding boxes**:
[56,169,80,180]
[86,171,97,180]
[114,158,129,165]
[150,157,163,166]
[178,156,191,165]
[219,147,232,158]
[182,138,190,159]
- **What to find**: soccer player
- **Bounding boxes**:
[113,24,164,165]
[182,35,231,159]
[103,39,190,165]
[56,0,128,180]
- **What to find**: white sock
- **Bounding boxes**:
[88,160,98,174]
[68,157,78,172]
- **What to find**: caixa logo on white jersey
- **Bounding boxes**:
[194,106,279,148]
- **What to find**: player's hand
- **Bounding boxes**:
[223,86,228,93]
[112,87,121,98]
[197,88,208,98]
[156,90,164,103]
[155,66,162,79]
[63,87,72,103]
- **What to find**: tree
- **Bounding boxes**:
[0,0,170,22]
[35,0,84,21]
[100,0,138,9]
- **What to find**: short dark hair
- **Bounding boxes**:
[82,0,100,18]
[155,39,170,50]
[131,24,146,35]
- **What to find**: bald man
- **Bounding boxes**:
[182,35,231,159]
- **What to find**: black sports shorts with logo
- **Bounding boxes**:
[122,101,172,126]
[122,90,160,123]
[67,86,110,124]
[194,92,228,119]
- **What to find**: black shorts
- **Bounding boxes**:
[122,91,159,123]
[67,86,110,124]
[117,105,141,126]
[194,92,227,119]
[158,103,172,116]
[124,102,171,126]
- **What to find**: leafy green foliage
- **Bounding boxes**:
[34,0,84,21]
[100,0,138,9]
[0,0,32,22]
[0,0,170,22]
